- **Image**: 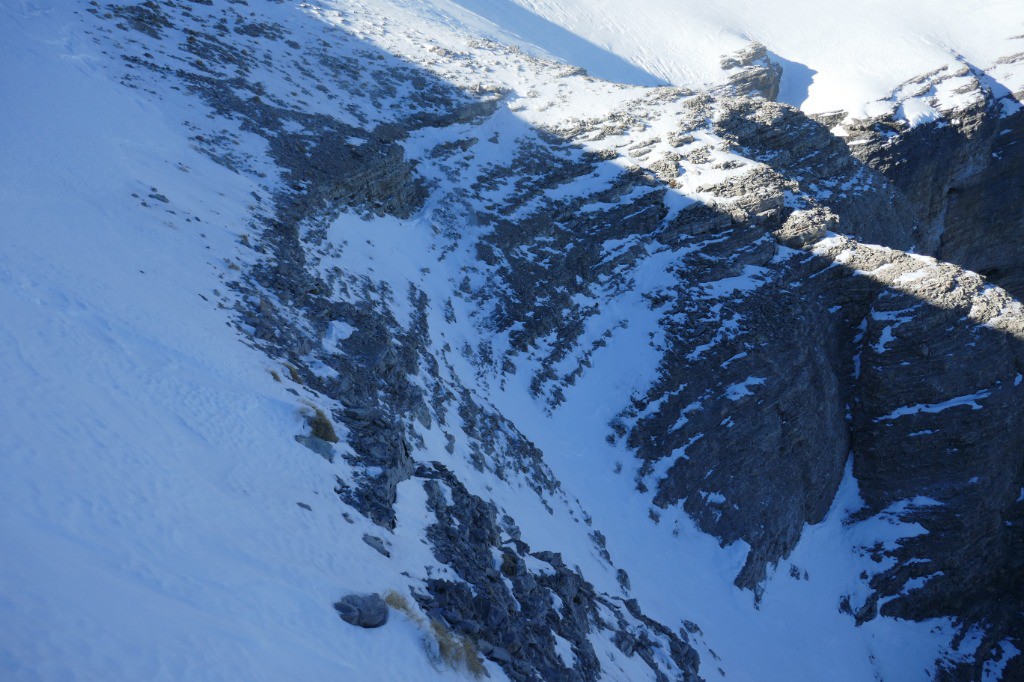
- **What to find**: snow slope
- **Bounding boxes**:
[0,4,477,680]
[406,0,1024,116]
[1,0,1014,680]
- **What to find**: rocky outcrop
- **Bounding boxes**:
[622,94,1024,669]
[455,80,1023,674]
[715,97,922,249]
[718,42,783,101]
[833,242,1024,682]
[839,60,1024,297]
[415,462,701,682]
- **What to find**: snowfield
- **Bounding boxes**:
[0,5,470,679]
[419,0,1024,117]
[2,0,1020,680]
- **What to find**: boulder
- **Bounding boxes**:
[294,435,335,463]
[334,593,389,628]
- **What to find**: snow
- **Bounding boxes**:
[671,399,704,430]
[983,640,1022,681]
[0,0,986,680]
[872,325,896,353]
[700,491,727,505]
[423,0,1024,117]
[897,98,941,128]
[876,389,993,422]
[323,321,357,351]
[552,632,577,668]
[0,5,478,680]
[699,265,769,299]
[724,376,767,401]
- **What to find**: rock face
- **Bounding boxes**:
[844,248,1024,658]
[718,42,783,101]
[820,71,1024,679]
[644,93,1024,674]
[87,1,1024,679]
[839,60,1024,298]
[415,462,701,682]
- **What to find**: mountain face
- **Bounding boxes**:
[3,1,1023,681]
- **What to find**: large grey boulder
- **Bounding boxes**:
[334,593,389,628]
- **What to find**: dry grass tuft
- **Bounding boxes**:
[462,637,487,678]
[308,407,339,443]
[428,620,486,679]
[430,620,460,667]
[384,590,422,624]
[283,363,302,384]
[384,589,486,678]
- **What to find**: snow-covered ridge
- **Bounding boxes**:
[369,0,1024,118]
